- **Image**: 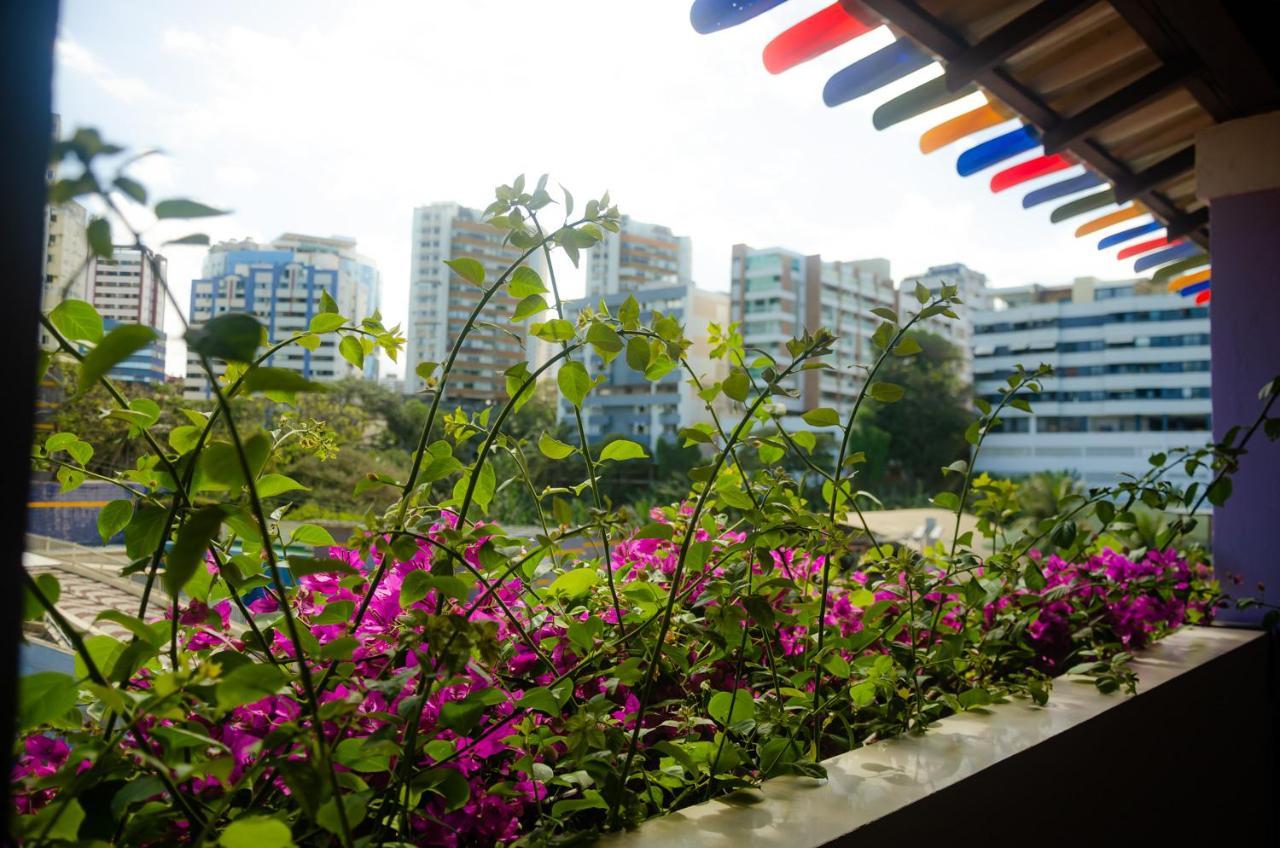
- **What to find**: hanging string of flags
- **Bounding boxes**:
[689,0,1212,303]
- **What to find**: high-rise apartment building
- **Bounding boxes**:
[86,247,168,383]
[730,245,897,431]
[39,200,90,348]
[972,276,1211,488]
[560,283,731,449]
[406,203,547,404]
[89,246,166,330]
[185,234,381,399]
[585,216,692,297]
[900,262,988,383]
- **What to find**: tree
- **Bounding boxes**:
[862,330,971,503]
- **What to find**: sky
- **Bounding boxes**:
[53,0,1139,377]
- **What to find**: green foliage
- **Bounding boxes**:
[20,149,1259,848]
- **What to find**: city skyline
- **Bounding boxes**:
[51,0,1153,378]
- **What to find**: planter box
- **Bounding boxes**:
[609,626,1274,846]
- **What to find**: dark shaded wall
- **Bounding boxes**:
[1,0,60,833]
[1210,188,1280,624]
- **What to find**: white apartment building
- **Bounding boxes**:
[39,200,89,348]
[730,245,898,432]
[185,234,380,399]
[973,277,1211,489]
[900,262,988,383]
[585,216,692,297]
[407,202,547,403]
[88,246,165,330]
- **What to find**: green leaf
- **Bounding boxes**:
[869,382,904,403]
[708,690,755,726]
[220,816,294,848]
[599,439,648,462]
[802,407,840,427]
[95,610,166,647]
[19,672,78,730]
[914,281,931,305]
[256,474,308,498]
[517,687,562,716]
[892,336,922,357]
[423,768,471,813]
[557,361,591,408]
[163,233,211,247]
[97,499,134,543]
[217,662,286,709]
[291,524,336,547]
[931,492,960,510]
[288,557,358,578]
[538,433,576,460]
[243,367,325,397]
[50,299,103,343]
[335,739,397,776]
[113,175,147,204]
[722,368,750,402]
[319,289,339,314]
[1207,477,1233,507]
[513,294,548,321]
[125,504,167,559]
[635,522,675,540]
[445,257,485,286]
[166,506,224,595]
[453,462,496,512]
[87,217,113,258]
[317,793,368,836]
[508,266,547,298]
[308,313,346,333]
[550,568,599,600]
[78,324,157,393]
[23,573,60,621]
[625,336,650,371]
[533,319,575,342]
[187,313,263,362]
[439,692,496,734]
[26,798,84,842]
[339,335,364,368]
[791,430,816,452]
[154,198,229,219]
[586,322,623,359]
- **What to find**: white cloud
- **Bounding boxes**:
[56,0,1136,378]
[55,34,157,105]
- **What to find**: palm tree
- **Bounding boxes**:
[1017,470,1084,525]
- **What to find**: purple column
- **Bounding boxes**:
[1209,188,1280,623]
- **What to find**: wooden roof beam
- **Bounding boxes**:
[858,0,1205,249]
[944,0,1101,93]
[1166,207,1208,241]
[1041,63,1193,154]
[1113,145,1194,203]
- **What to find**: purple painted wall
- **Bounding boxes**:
[1210,188,1280,623]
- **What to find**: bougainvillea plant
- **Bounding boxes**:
[14,132,1278,847]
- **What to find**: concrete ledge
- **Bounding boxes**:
[609,626,1274,846]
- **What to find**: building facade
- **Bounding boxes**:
[730,245,897,431]
[972,277,1211,489]
[406,202,547,403]
[185,234,380,399]
[88,246,165,327]
[560,283,730,450]
[585,216,692,297]
[899,262,988,383]
[39,200,89,347]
